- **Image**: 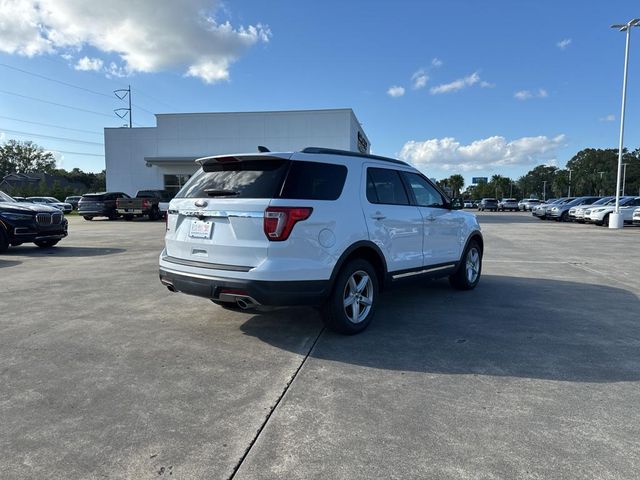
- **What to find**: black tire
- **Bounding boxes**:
[321,259,379,335]
[34,239,59,248]
[83,216,93,221]
[149,208,160,221]
[603,214,610,227]
[449,240,482,290]
[560,211,569,222]
[108,211,119,220]
[0,227,9,253]
[124,215,134,221]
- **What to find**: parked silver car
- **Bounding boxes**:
[27,196,73,213]
[570,197,613,222]
[498,198,519,211]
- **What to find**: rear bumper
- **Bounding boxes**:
[159,267,331,306]
[117,209,144,215]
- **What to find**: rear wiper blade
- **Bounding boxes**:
[204,189,238,197]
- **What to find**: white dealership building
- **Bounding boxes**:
[104,109,370,195]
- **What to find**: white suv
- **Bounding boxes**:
[159,147,483,334]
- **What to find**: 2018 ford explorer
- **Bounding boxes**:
[159,148,483,334]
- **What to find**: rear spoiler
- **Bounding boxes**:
[196,152,293,166]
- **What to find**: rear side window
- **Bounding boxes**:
[280,161,347,200]
[366,168,409,205]
[176,159,289,199]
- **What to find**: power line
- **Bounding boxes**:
[0,88,115,119]
[0,62,157,116]
[0,115,103,136]
[50,149,104,157]
[0,127,104,146]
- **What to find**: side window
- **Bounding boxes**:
[366,168,409,205]
[403,172,445,207]
[280,161,347,200]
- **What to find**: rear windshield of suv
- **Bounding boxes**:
[176,159,348,201]
[82,194,106,200]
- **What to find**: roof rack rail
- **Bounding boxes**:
[300,147,408,166]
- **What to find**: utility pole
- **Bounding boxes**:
[622,163,628,195]
[598,171,605,196]
[114,85,132,128]
[543,180,547,201]
[567,169,572,197]
[610,18,640,228]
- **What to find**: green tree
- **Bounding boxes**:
[0,139,56,176]
[448,174,465,197]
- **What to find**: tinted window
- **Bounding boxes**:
[280,161,347,200]
[367,168,409,205]
[403,172,444,207]
[82,194,106,201]
[176,159,289,199]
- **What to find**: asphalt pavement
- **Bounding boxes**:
[1,212,639,479]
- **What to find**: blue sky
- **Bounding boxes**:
[0,0,638,185]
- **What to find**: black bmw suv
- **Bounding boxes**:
[0,190,68,253]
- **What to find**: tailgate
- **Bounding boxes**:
[165,198,270,268]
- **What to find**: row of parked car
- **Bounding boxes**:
[0,188,175,252]
[531,195,640,226]
[12,190,174,221]
[463,198,541,212]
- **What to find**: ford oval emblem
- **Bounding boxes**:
[194,199,208,208]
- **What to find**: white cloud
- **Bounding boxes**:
[430,72,481,94]
[514,90,532,100]
[514,88,548,100]
[387,85,405,97]
[600,114,616,122]
[0,0,271,84]
[74,56,103,71]
[480,81,495,88]
[411,69,428,90]
[431,57,443,68]
[398,134,566,172]
[557,38,572,50]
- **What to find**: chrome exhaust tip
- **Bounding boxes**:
[236,297,252,309]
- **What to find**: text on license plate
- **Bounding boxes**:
[189,220,213,238]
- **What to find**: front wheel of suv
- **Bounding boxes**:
[322,259,379,335]
[449,241,482,290]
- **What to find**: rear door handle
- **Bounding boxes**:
[371,213,386,220]
[425,215,436,222]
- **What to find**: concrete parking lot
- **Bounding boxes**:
[1,212,639,479]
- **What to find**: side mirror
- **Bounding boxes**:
[451,197,464,210]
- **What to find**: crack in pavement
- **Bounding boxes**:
[226,326,325,480]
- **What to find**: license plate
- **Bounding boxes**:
[189,220,213,239]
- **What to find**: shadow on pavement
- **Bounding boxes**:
[0,259,22,268]
[475,213,537,224]
[5,246,126,257]
[241,275,640,383]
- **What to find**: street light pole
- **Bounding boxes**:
[568,169,572,197]
[610,18,640,228]
[543,180,547,201]
[622,163,628,195]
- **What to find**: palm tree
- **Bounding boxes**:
[448,174,465,197]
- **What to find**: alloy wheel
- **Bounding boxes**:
[343,270,374,324]
[466,247,481,284]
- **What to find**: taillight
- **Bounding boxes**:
[263,207,312,241]
[142,200,150,209]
